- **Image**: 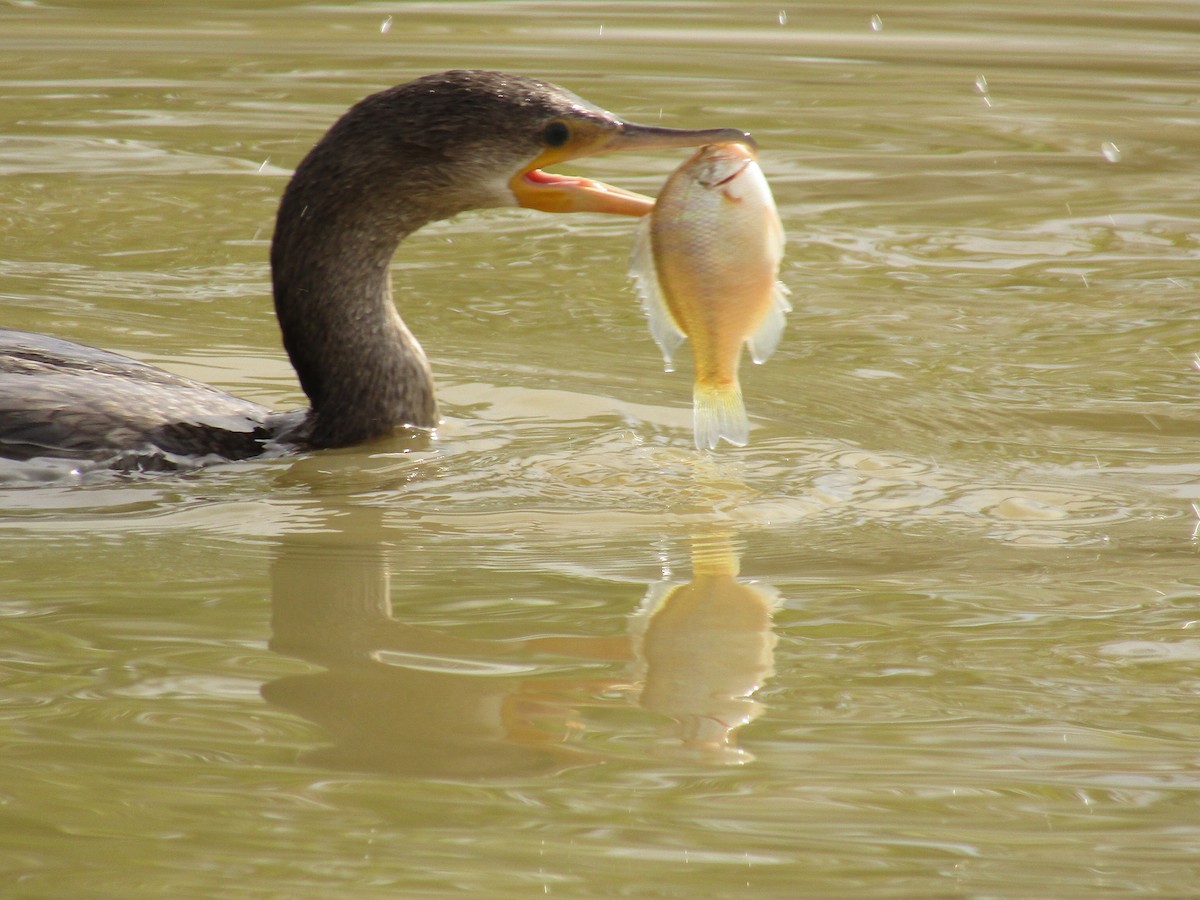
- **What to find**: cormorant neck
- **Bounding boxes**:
[270,164,439,449]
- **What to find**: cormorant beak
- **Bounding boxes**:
[510,120,756,217]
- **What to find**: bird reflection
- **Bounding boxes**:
[264,507,779,777]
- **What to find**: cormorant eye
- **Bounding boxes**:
[542,121,570,147]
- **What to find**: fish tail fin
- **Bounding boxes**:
[693,381,748,450]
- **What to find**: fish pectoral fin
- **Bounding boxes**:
[693,381,749,450]
[629,216,686,372]
[746,281,792,365]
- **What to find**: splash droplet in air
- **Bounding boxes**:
[1101,141,1121,163]
[380,15,392,34]
[974,75,992,107]
[778,9,787,25]
[870,14,883,31]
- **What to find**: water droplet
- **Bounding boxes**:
[974,74,988,94]
[380,15,392,34]
[777,9,787,25]
[869,14,883,31]
[1101,141,1121,163]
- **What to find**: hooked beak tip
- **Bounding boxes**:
[613,122,758,154]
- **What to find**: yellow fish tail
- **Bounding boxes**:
[693,381,748,449]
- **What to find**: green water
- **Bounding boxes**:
[3,1,1199,896]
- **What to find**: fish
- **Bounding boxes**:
[630,142,789,450]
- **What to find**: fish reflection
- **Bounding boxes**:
[264,507,779,776]
[630,532,780,764]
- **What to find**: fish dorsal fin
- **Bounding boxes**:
[746,281,792,364]
[629,215,685,372]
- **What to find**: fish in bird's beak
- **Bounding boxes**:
[629,141,789,450]
[509,119,755,217]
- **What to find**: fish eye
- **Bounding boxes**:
[542,121,571,147]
